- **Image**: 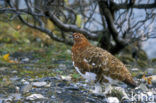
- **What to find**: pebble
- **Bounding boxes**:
[131,68,139,72]
[32,82,48,87]
[21,58,29,62]
[51,95,56,99]
[0,93,22,103]
[66,49,71,54]
[136,83,148,91]
[21,79,29,85]
[26,94,47,101]
[12,70,18,74]
[21,84,32,93]
[59,64,66,69]
[61,75,72,81]
[107,97,119,103]
[0,67,8,71]
[10,76,20,81]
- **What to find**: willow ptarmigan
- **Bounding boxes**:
[71,33,137,93]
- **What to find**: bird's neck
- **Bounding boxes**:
[73,40,91,51]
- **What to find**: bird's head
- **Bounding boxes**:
[72,33,90,46]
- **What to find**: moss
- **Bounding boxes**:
[118,55,134,64]
[138,50,148,60]
[151,58,156,63]
[137,60,148,68]
[121,45,132,54]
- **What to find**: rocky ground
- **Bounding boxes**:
[0,51,156,103]
[0,21,156,103]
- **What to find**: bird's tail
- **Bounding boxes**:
[123,77,137,88]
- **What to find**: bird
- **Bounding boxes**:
[71,33,137,93]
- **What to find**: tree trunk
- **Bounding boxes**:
[98,30,112,51]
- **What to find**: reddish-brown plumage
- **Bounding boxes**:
[72,33,137,87]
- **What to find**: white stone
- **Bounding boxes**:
[147,91,153,96]
[61,75,72,81]
[32,82,47,87]
[12,70,18,73]
[92,63,96,66]
[21,79,29,85]
[107,97,120,103]
[66,49,71,54]
[59,64,66,69]
[21,84,32,93]
[44,83,51,87]
[26,94,47,100]
[0,67,8,71]
[131,68,139,72]
[22,58,29,62]
[15,86,20,92]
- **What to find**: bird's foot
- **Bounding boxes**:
[103,84,113,95]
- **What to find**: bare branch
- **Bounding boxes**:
[44,11,98,40]
[18,15,73,45]
[114,2,156,9]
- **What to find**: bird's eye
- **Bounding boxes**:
[74,35,79,38]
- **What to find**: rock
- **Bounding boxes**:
[26,94,47,101]
[44,82,51,87]
[146,68,154,75]
[21,79,29,85]
[61,75,72,81]
[10,93,22,100]
[15,86,20,92]
[113,87,129,100]
[0,67,8,71]
[32,82,48,87]
[51,95,56,99]
[10,76,20,82]
[59,64,67,69]
[131,68,139,72]
[21,58,29,62]
[107,97,119,103]
[0,93,22,103]
[21,84,32,93]
[65,86,79,91]
[66,49,71,54]
[12,70,18,74]
[147,91,153,96]
[137,60,148,68]
[121,99,131,103]
[136,83,148,92]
